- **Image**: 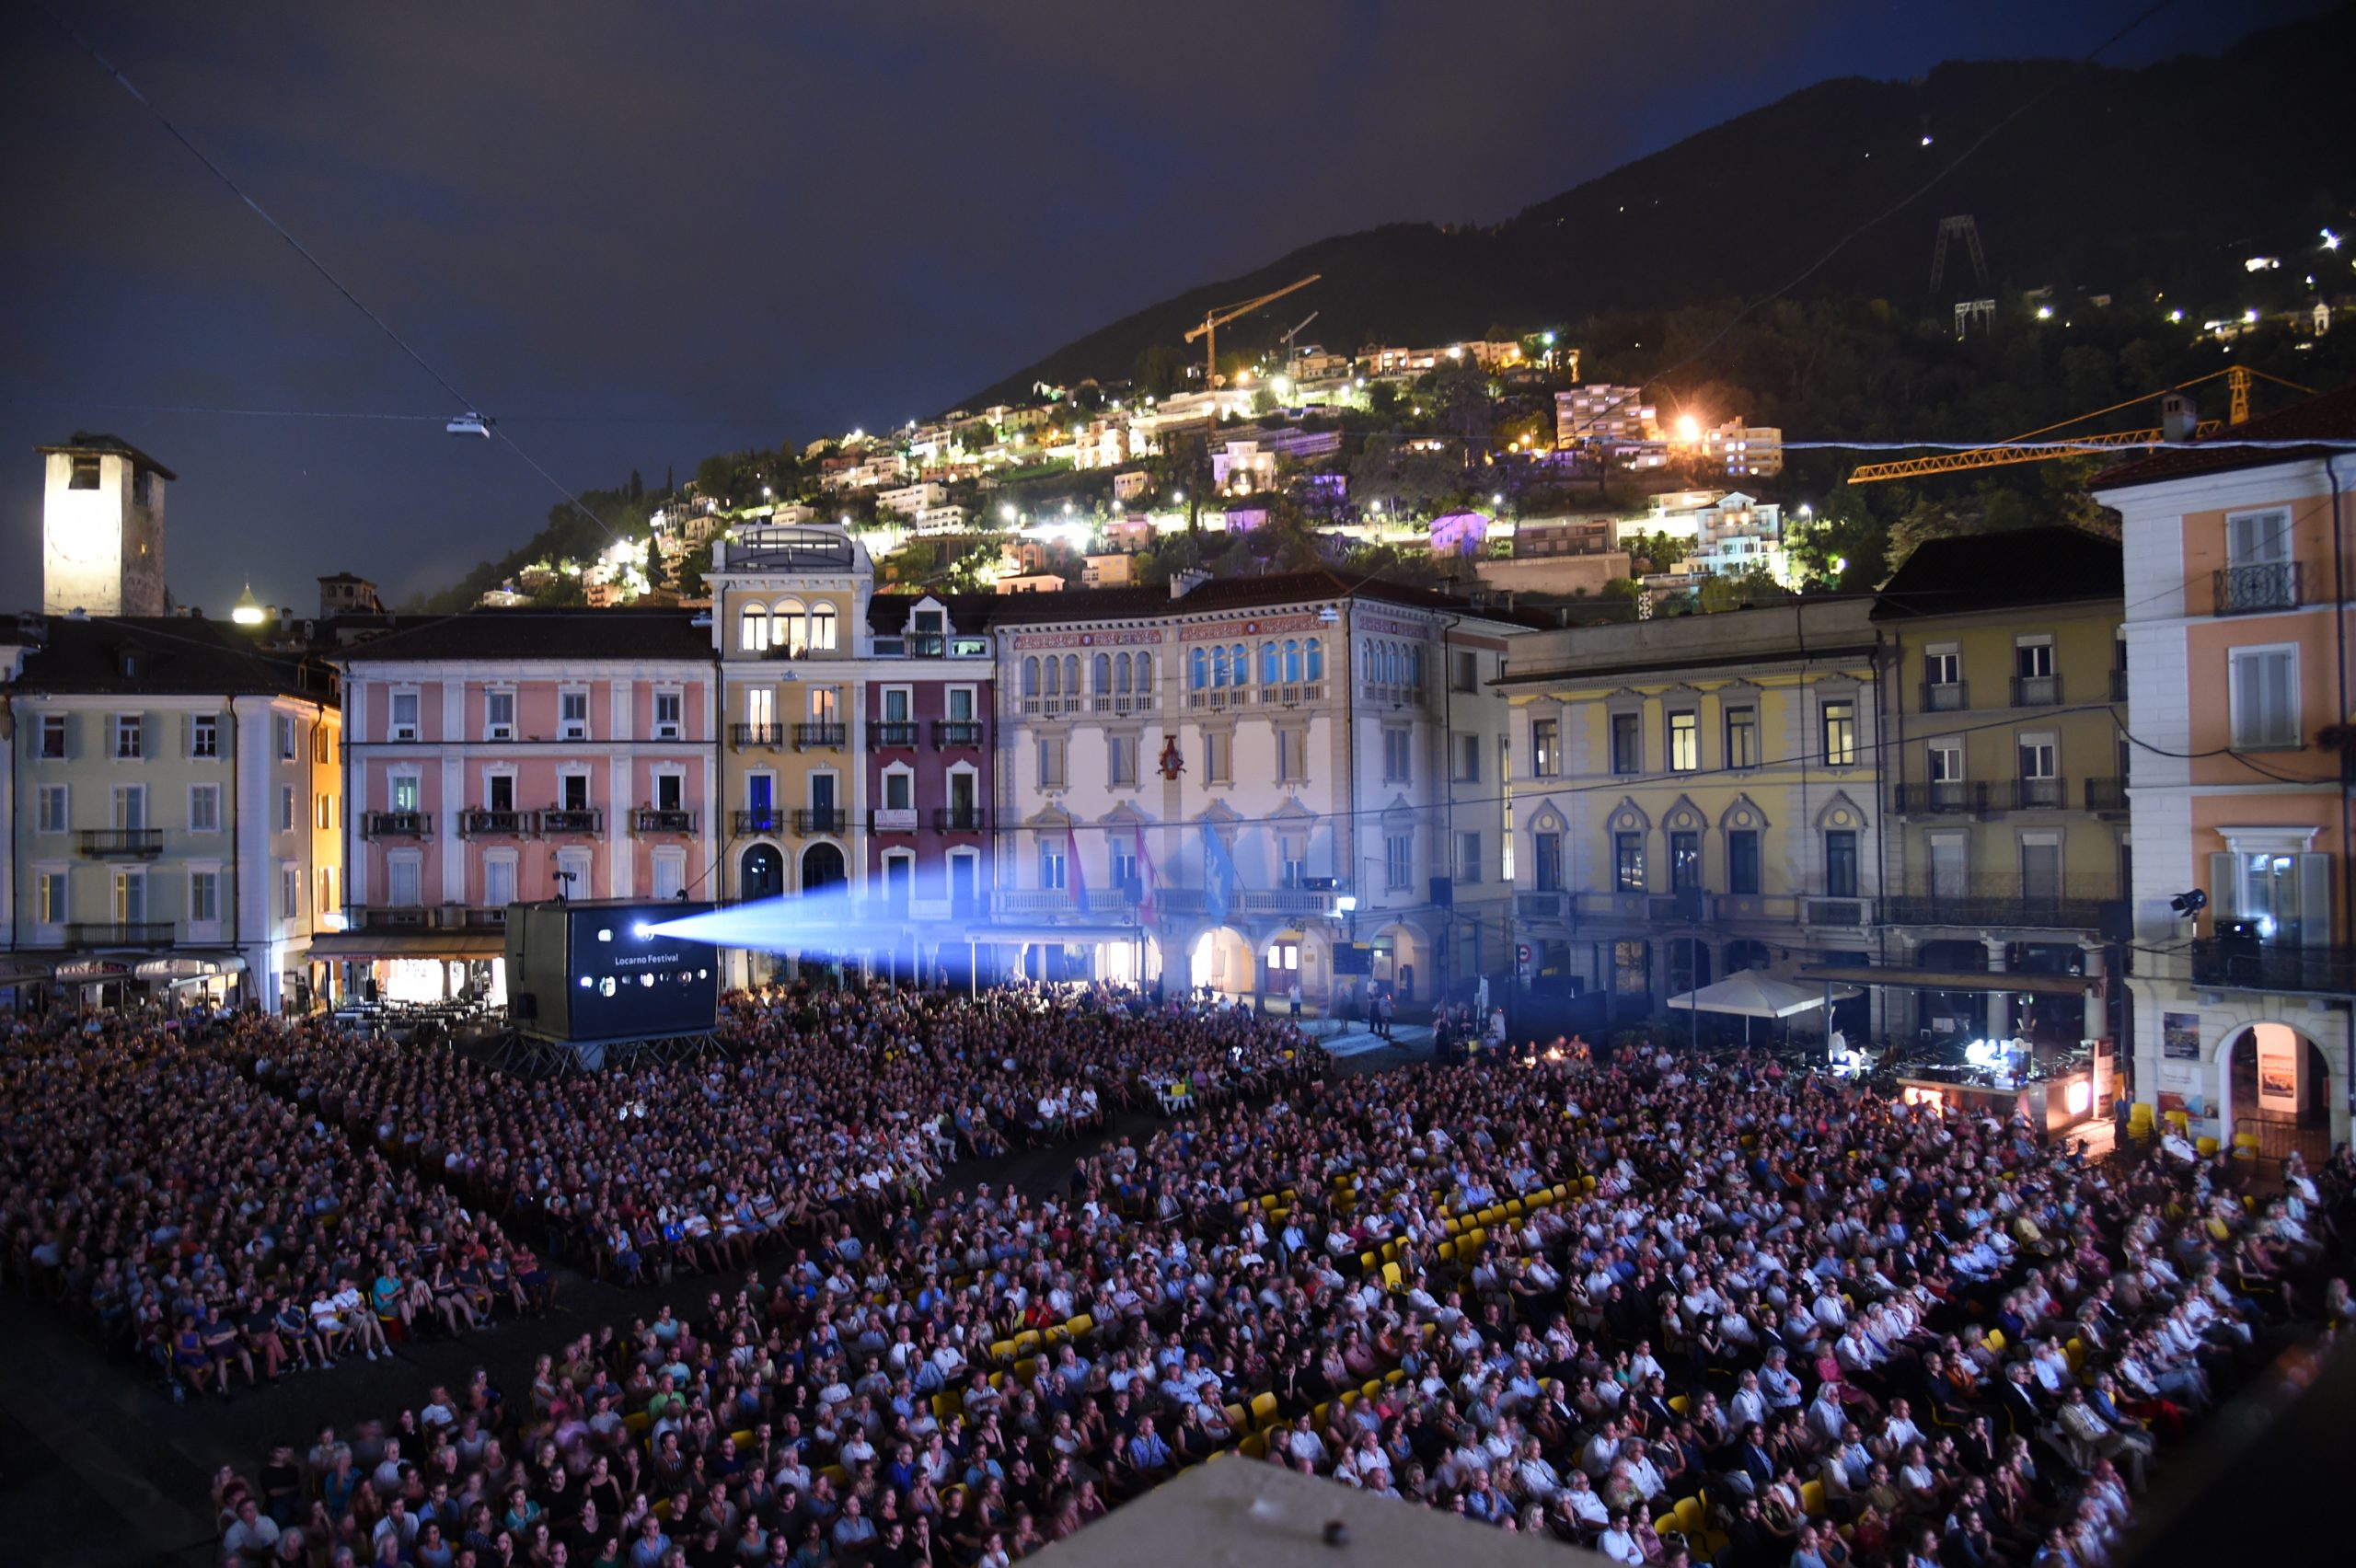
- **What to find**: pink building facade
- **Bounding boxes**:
[327,611,718,997]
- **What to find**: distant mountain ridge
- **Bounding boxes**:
[962,6,2354,406]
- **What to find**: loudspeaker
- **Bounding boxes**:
[2097,900,2133,942]
[1429,876,1454,909]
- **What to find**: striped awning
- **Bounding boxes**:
[306,931,507,961]
[1797,963,2092,997]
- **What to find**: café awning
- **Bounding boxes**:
[1668,970,1857,1020]
[0,958,52,988]
[135,955,247,981]
[306,931,507,961]
[1798,963,2092,997]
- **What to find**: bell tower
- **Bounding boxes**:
[39,432,172,617]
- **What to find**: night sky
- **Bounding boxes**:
[1,1,2331,614]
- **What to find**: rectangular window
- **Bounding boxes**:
[1727,829,1760,895]
[278,715,296,760]
[390,690,420,740]
[1613,832,1645,892]
[1383,727,1412,784]
[112,784,144,830]
[1038,735,1068,789]
[560,774,590,812]
[113,714,142,760]
[1923,648,1959,686]
[1279,840,1308,888]
[1611,711,1641,774]
[484,857,517,908]
[1453,732,1480,783]
[810,686,839,723]
[1724,705,1758,769]
[68,455,99,490]
[1457,831,1483,885]
[318,866,335,916]
[283,865,301,921]
[2229,645,2300,749]
[314,725,329,765]
[1928,739,1962,781]
[190,782,220,832]
[1385,833,1414,891]
[653,690,683,739]
[113,869,145,925]
[1530,718,1560,778]
[2228,508,2292,566]
[884,771,913,811]
[883,687,911,723]
[39,714,66,759]
[2017,734,2056,778]
[948,686,976,722]
[37,871,67,925]
[1821,698,1856,767]
[1533,832,1563,892]
[1667,710,1699,772]
[191,713,219,758]
[560,690,590,740]
[650,851,684,901]
[1824,829,1859,898]
[387,857,422,907]
[1204,732,1230,784]
[279,785,295,833]
[1040,841,1067,890]
[189,870,219,924]
[36,785,67,835]
[316,795,332,830]
[485,690,515,739]
[1670,830,1701,893]
[654,772,683,813]
[1109,734,1138,787]
[1449,649,1478,693]
[390,773,421,813]
[1277,730,1307,783]
[2015,640,2053,678]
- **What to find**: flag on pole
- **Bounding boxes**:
[1134,823,1158,925]
[1202,823,1238,926]
[1064,820,1088,908]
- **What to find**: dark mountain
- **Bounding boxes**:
[963,6,2354,406]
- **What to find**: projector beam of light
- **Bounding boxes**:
[646,884,996,955]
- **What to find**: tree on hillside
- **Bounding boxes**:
[1133,344,1189,400]
[1426,359,1494,450]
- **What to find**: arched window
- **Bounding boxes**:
[1306,637,1324,680]
[807,603,838,652]
[1211,647,1229,687]
[1114,651,1132,694]
[740,605,770,654]
[1189,648,1207,689]
[1361,640,1375,682]
[1063,655,1080,698]
[776,597,808,655]
[1261,641,1279,685]
[1092,652,1111,696]
[1022,656,1040,697]
[1135,651,1151,690]
[1043,658,1060,698]
[1231,644,1248,685]
[1410,645,1425,686]
[1284,639,1302,683]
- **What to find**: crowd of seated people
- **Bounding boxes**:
[212,1018,2350,1568]
[245,982,1300,1285]
[0,1010,547,1401]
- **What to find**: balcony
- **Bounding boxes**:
[1802,896,1869,928]
[1919,680,1969,713]
[792,721,847,751]
[75,827,164,858]
[2010,673,2062,707]
[1253,683,1328,707]
[1893,780,1988,816]
[538,808,603,835]
[64,921,174,949]
[1018,698,1083,719]
[1712,892,1798,924]
[2189,939,2356,994]
[1363,681,1426,709]
[993,888,1134,917]
[633,808,696,835]
[363,810,431,838]
[1881,873,2112,931]
[730,722,785,748]
[870,721,919,749]
[1517,890,1570,922]
[869,807,919,833]
[933,720,986,748]
[793,807,847,836]
[933,805,987,833]
[1184,690,1248,713]
[460,809,530,836]
[1086,695,1156,717]
[2005,776,2067,811]
[733,808,786,836]
[2214,560,2301,617]
[2085,777,2127,814]
[1242,889,1334,917]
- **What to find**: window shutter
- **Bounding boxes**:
[180,713,191,756]
[2296,853,2333,947]
[2208,852,2239,919]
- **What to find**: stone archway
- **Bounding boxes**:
[1188,926,1255,999]
[740,843,784,902]
[801,841,847,892]
[2219,1020,2334,1164]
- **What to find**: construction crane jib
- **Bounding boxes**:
[1184,274,1321,389]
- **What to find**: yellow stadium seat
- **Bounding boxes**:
[1068,1314,1095,1339]
[1800,1479,1828,1518]
[1241,1431,1267,1459]
[1250,1391,1279,1428]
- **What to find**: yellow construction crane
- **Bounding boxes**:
[1184,274,1320,389]
[1847,365,2314,483]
